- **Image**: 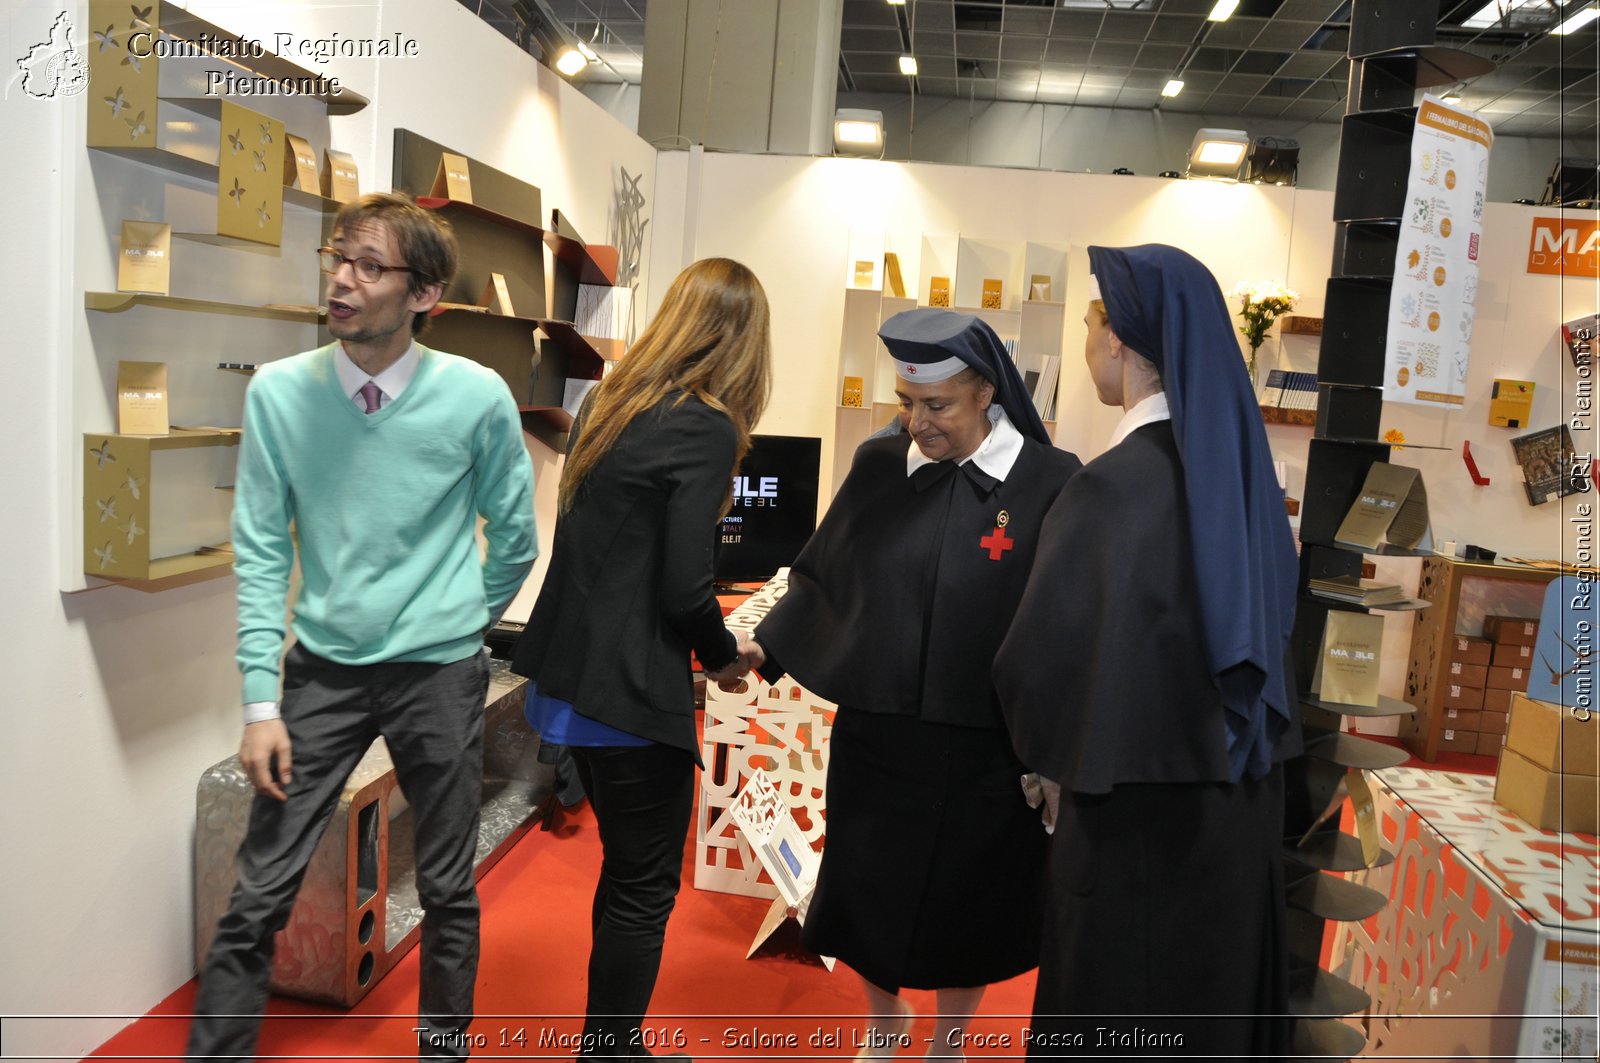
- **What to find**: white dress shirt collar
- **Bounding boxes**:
[1108,391,1171,449]
[905,405,1026,482]
[334,342,420,409]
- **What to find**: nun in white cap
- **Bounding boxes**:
[746,308,1082,1058]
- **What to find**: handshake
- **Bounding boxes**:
[706,634,765,691]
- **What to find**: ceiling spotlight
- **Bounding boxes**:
[1186,128,1250,180]
[887,0,906,5]
[1207,0,1240,21]
[899,55,919,76]
[1441,92,1462,104]
[834,107,885,157]
[576,39,598,62]
[1554,3,1600,33]
[517,0,592,77]
[1162,78,1185,98]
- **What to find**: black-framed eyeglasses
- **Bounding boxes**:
[317,247,413,285]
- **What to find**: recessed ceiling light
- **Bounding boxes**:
[1208,0,1240,21]
[899,55,919,76]
[1162,78,1185,97]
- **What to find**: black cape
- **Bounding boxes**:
[996,421,1300,792]
[757,430,1082,728]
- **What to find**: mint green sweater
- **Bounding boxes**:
[233,343,537,703]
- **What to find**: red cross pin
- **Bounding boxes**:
[980,524,1014,561]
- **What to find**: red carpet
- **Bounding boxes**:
[89,800,1037,1061]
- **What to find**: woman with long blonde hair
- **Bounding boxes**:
[511,257,771,1060]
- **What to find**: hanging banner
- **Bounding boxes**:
[1383,96,1494,408]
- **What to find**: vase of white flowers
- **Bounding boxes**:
[1225,281,1299,390]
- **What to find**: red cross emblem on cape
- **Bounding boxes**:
[980,525,1014,561]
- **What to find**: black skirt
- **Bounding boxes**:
[1028,765,1290,1059]
[801,708,1047,991]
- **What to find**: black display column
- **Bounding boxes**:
[1283,1,1493,1057]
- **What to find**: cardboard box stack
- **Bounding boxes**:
[1476,616,1539,757]
[1493,691,1598,834]
[1442,635,1493,756]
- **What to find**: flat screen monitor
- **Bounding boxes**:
[715,434,821,586]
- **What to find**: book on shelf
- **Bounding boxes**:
[1308,575,1410,606]
[840,376,864,408]
[883,253,906,298]
[981,278,1003,310]
[1281,371,1318,410]
[1334,462,1431,551]
[1488,378,1534,428]
[1310,609,1385,707]
[1033,355,1061,420]
[1259,369,1289,407]
[1510,424,1582,505]
[1562,313,1598,369]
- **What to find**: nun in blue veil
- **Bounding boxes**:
[748,308,1082,1059]
[994,244,1299,1059]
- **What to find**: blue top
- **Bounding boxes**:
[524,681,650,747]
[1088,243,1299,783]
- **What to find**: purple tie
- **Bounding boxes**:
[358,380,382,414]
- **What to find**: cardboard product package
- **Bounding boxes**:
[1449,635,1494,666]
[1443,684,1485,710]
[1506,692,1599,776]
[1487,665,1531,692]
[1494,747,1598,834]
[1439,727,1481,754]
[1484,615,1540,646]
[1447,661,1490,687]
[1477,731,1505,757]
[1483,687,1515,713]
[1492,642,1536,668]
[1441,707,1483,731]
[1480,710,1510,735]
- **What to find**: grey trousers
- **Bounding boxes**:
[187,645,489,1062]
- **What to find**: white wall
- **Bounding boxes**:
[681,151,1336,487]
[0,0,658,1057]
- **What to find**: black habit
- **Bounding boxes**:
[994,421,1295,1058]
[756,429,1081,991]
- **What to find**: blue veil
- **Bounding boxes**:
[1088,243,1299,781]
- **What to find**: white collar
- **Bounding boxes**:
[1109,391,1171,448]
[334,341,420,404]
[905,405,1025,482]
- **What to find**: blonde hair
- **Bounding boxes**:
[559,258,773,515]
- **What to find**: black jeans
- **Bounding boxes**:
[187,646,488,1062]
[571,743,696,1060]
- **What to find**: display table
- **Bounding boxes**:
[1329,766,1598,1057]
[694,573,836,899]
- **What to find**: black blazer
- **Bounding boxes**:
[511,391,739,755]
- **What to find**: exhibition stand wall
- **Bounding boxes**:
[2,0,1593,1056]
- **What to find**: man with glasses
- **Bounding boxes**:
[187,192,538,1061]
